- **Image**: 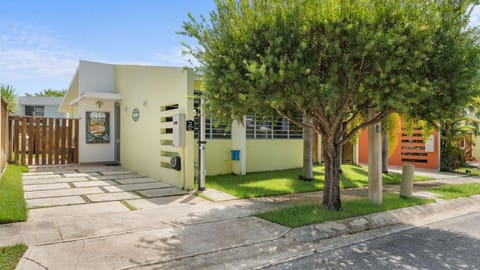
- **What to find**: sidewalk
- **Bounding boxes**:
[2,167,480,269]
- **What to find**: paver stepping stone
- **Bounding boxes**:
[137,187,189,198]
[23,177,89,185]
[27,196,86,208]
[103,182,172,192]
[72,180,116,187]
[29,201,130,220]
[87,192,141,202]
[115,177,158,185]
[22,172,57,176]
[63,172,99,178]
[23,183,71,192]
[89,174,143,181]
[22,174,62,180]
[99,170,132,176]
[25,187,103,199]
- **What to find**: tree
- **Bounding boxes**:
[0,84,17,113]
[182,0,480,209]
[440,97,480,171]
[26,89,66,97]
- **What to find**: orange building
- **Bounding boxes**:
[358,126,440,170]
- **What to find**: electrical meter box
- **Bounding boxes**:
[172,113,186,148]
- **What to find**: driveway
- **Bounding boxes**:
[23,164,189,220]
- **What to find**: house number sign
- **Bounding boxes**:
[132,108,140,122]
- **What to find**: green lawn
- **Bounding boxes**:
[454,167,480,176]
[255,194,433,228]
[0,165,28,224]
[0,243,27,270]
[207,164,432,198]
[429,183,480,199]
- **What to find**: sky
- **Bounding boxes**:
[0,0,216,95]
[0,1,479,95]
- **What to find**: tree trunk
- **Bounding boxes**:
[382,131,389,173]
[322,134,342,210]
[301,116,313,180]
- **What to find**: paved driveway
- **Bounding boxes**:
[23,165,189,220]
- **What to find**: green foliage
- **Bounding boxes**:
[441,139,465,171]
[0,84,17,113]
[429,183,480,199]
[26,89,66,97]
[183,0,480,209]
[255,194,433,228]
[0,165,29,224]
[0,243,27,270]
[207,164,432,198]
[440,111,480,171]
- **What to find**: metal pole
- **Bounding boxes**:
[199,96,206,191]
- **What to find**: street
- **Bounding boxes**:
[266,211,480,270]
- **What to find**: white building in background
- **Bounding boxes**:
[14,96,68,118]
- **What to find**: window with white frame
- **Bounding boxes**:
[246,114,303,139]
[25,105,44,116]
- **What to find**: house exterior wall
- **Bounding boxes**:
[78,99,115,163]
[195,140,232,176]
[78,61,115,94]
[15,97,66,118]
[115,65,195,189]
[246,139,303,172]
[358,126,440,170]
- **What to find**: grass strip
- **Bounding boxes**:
[429,183,480,199]
[0,243,28,270]
[255,194,433,228]
[0,165,29,224]
[207,164,432,198]
[120,200,138,211]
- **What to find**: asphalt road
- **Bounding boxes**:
[266,211,480,270]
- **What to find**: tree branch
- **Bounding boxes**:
[341,107,395,144]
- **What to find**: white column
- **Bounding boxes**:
[368,109,383,205]
[231,117,246,175]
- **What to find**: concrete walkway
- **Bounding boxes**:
[1,166,479,269]
[22,165,189,220]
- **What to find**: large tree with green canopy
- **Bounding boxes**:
[182,0,480,209]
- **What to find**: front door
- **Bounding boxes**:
[114,102,120,164]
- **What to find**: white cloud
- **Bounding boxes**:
[0,23,79,81]
[152,47,200,67]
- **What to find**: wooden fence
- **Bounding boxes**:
[8,116,79,166]
[0,98,7,172]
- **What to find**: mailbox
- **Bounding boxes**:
[172,113,186,147]
[170,156,181,171]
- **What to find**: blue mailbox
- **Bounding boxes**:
[231,150,240,161]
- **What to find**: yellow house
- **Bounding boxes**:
[60,60,326,190]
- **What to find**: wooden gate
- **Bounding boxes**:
[8,116,79,166]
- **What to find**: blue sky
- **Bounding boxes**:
[0,0,216,95]
[0,1,479,95]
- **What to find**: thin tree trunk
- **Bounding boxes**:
[322,133,342,210]
[301,115,313,180]
[382,131,389,173]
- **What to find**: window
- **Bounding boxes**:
[25,105,44,116]
[194,117,232,139]
[246,114,303,139]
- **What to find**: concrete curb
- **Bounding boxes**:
[286,195,480,242]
